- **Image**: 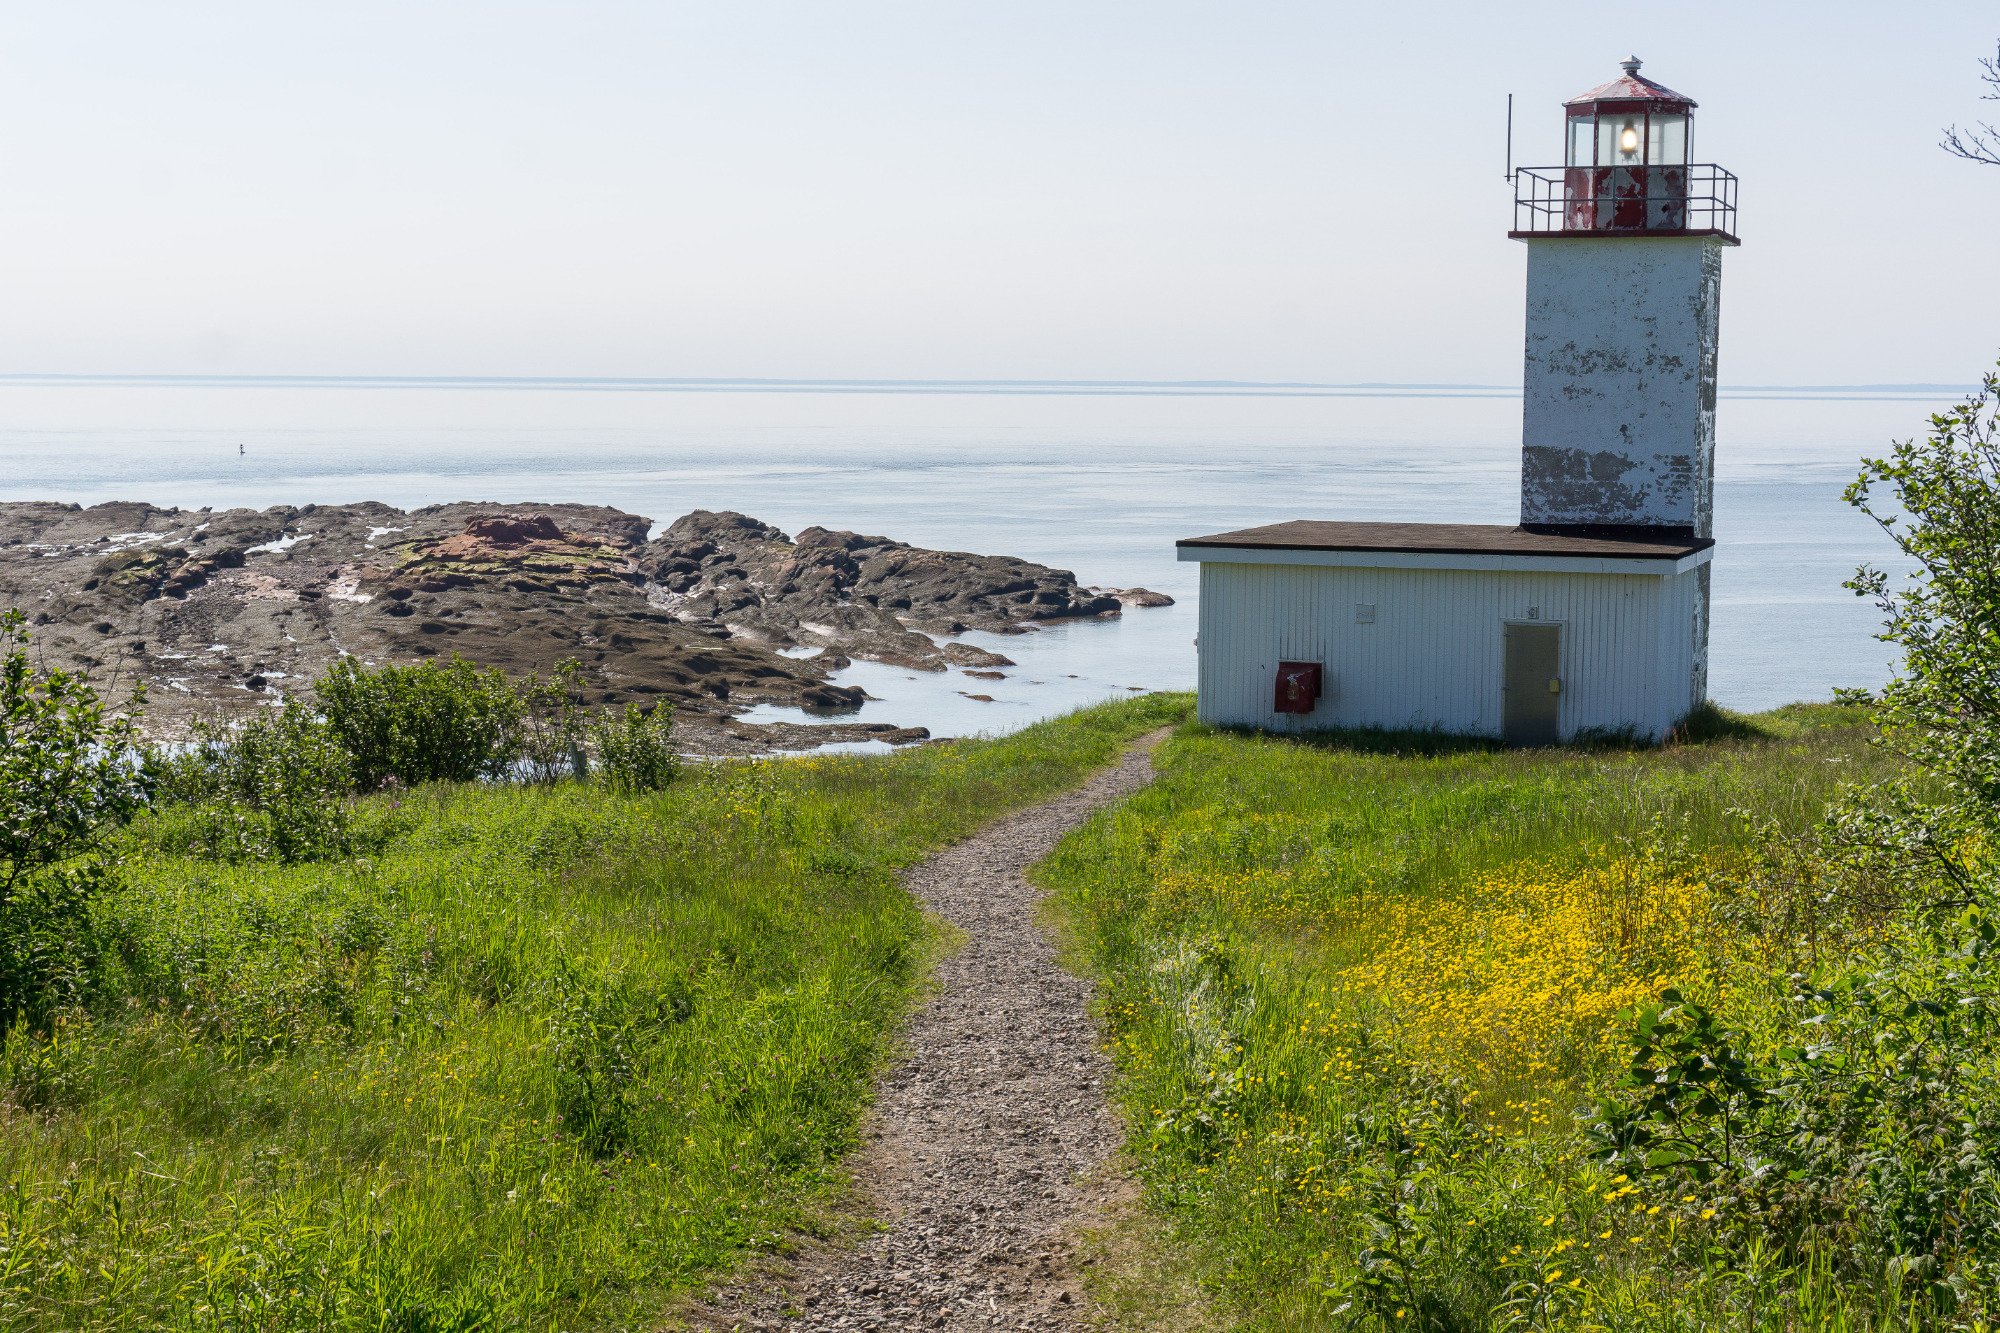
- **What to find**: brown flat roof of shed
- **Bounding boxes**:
[1177,520,1712,560]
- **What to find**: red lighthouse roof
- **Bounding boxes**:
[1565,57,1695,111]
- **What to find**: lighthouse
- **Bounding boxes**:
[1514,58,1735,540]
[1178,59,1737,744]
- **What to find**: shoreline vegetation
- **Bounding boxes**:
[0,648,1186,1329]
[8,682,1965,1332]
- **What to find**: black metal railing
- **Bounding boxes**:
[1511,164,1738,239]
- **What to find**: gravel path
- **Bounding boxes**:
[695,733,1165,1332]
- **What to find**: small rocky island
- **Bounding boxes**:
[0,500,1170,752]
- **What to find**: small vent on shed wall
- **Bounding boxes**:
[1355,603,1376,624]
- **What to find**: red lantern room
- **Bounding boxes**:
[1511,57,1737,242]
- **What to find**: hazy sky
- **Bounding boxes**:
[4,3,1995,385]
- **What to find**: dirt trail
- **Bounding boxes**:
[696,733,1165,1332]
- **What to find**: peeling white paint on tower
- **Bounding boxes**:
[1178,58,1740,745]
[1520,234,1726,535]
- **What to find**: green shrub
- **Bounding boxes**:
[1547,371,2000,1319]
[314,655,523,789]
[150,704,356,862]
[592,701,679,793]
[0,610,151,902]
[1843,365,2000,902]
[1590,906,2000,1319]
[513,658,590,784]
[0,609,150,1033]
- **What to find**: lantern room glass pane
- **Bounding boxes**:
[1647,114,1688,165]
[1567,116,1595,166]
[1600,114,1644,166]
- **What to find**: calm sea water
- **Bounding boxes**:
[0,379,1936,737]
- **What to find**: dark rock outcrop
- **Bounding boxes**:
[642,509,1122,670]
[0,500,1167,752]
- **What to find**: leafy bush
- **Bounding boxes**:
[150,703,356,862]
[513,658,590,784]
[160,656,671,830]
[1590,907,2000,1317]
[0,609,151,1032]
[0,610,151,901]
[315,655,523,789]
[1844,366,2000,898]
[592,701,679,793]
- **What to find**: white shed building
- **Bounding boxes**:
[1180,59,1737,745]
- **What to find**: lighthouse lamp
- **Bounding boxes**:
[1513,56,1734,239]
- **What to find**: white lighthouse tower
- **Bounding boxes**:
[1178,60,1737,744]
[1515,58,1734,537]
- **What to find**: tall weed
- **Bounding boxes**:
[513,658,590,784]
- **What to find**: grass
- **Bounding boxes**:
[0,693,1186,1332]
[1036,703,1913,1330]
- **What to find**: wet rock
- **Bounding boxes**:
[800,683,867,713]
[0,500,825,742]
[463,513,561,546]
[712,720,930,754]
[939,642,1013,669]
[1103,586,1175,608]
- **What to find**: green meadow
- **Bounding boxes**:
[0,695,1183,1331]
[1038,709,2000,1330]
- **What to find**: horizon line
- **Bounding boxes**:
[0,372,1974,402]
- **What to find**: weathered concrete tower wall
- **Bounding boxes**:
[1519,234,1726,538]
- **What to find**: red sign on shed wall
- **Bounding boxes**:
[1273,661,1323,714]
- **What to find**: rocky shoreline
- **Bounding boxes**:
[0,500,1170,753]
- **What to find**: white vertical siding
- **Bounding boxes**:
[1654,565,1706,723]
[1196,561,1706,741]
